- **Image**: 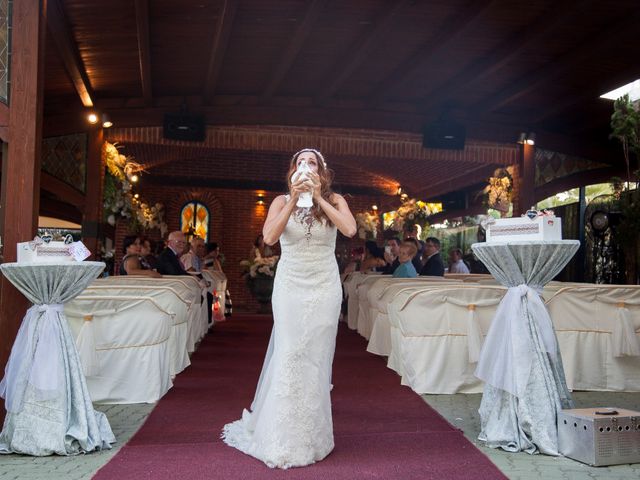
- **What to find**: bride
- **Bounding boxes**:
[222,148,356,469]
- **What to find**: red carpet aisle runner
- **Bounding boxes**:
[94,314,506,480]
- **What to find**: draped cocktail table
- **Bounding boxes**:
[0,261,115,456]
[471,240,579,455]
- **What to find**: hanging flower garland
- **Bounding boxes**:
[482,166,514,214]
[386,198,442,233]
[102,142,168,236]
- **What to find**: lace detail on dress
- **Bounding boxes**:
[292,207,315,242]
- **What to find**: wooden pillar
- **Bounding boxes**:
[0,0,47,400]
[516,143,536,216]
[82,127,104,258]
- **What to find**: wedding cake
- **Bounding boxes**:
[486,210,562,243]
[17,235,90,263]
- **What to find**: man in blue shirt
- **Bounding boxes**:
[393,241,418,278]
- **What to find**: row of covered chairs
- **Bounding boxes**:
[343,272,640,395]
[64,272,225,404]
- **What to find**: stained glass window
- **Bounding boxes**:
[181,201,209,242]
[0,0,11,103]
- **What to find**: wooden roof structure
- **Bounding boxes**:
[41,0,639,198]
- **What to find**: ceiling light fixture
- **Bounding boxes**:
[517,132,535,145]
[87,112,99,124]
[102,113,113,128]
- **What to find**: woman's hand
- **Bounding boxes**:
[290,177,309,201]
[306,171,322,201]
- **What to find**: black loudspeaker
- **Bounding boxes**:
[163,113,206,142]
[422,121,466,150]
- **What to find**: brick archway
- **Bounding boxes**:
[168,190,224,243]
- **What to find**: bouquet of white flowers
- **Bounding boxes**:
[240,255,279,278]
[355,211,380,240]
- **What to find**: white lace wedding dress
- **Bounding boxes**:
[222,203,342,469]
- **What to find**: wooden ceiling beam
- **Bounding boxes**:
[47,0,94,108]
[203,0,237,105]
[472,10,640,114]
[134,0,153,106]
[415,163,499,199]
[261,0,327,101]
[315,0,410,103]
[367,0,495,106]
[419,0,592,114]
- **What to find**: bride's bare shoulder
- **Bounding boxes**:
[267,195,288,211]
[330,193,347,204]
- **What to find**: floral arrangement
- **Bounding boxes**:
[386,199,442,233]
[102,142,168,236]
[355,211,380,240]
[483,167,514,214]
[240,255,280,278]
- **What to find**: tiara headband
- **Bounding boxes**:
[294,148,327,168]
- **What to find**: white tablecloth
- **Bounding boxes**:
[0,262,115,456]
[471,240,579,455]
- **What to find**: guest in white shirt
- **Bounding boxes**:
[181,236,206,273]
[448,247,470,274]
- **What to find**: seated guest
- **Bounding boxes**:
[467,252,490,274]
[381,237,401,274]
[360,240,386,272]
[393,241,418,278]
[139,236,157,270]
[403,237,424,273]
[158,231,214,325]
[156,231,189,276]
[181,236,206,272]
[204,242,223,271]
[343,247,364,274]
[419,237,445,277]
[448,247,470,274]
[119,235,161,277]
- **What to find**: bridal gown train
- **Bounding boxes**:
[222,204,342,469]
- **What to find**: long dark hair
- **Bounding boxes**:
[286,148,336,225]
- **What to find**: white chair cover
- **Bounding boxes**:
[389,286,506,394]
[97,276,207,351]
[346,273,386,330]
[546,285,640,391]
[83,284,191,375]
[66,295,173,404]
[366,279,462,356]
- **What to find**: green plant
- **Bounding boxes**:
[610,94,640,184]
